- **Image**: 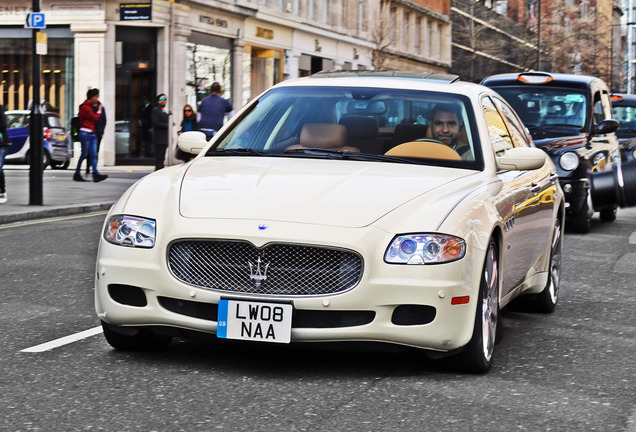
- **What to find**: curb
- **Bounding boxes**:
[0,202,114,225]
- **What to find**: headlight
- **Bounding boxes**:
[385,234,466,264]
[104,215,156,248]
[632,148,636,160]
[559,152,580,171]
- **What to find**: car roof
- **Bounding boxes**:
[5,110,59,116]
[273,70,493,97]
[481,71,604,91]
[610,93,636,105]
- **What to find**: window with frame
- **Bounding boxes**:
[482,96,513,155]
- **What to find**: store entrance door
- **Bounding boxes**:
[115,69,155,165]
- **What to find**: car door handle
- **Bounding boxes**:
[530,183,541,193]
[549,173,559,182]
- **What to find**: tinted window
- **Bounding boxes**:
[482,96,513,155]
[493,86,587,138]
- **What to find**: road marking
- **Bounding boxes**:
[20,326,103,353]
[630,232,636,244]
[0,212,107,230]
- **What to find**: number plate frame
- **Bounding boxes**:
[217,299,293,344]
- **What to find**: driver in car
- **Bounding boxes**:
[429,103,471,159]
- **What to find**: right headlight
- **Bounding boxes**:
[384,234,466,264]
[559,152,580,171]
[104,215,156,248]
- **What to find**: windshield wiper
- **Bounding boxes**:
[284,148,350,159]
[210,148,266,156]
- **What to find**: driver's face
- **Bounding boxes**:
[431,111,461,146]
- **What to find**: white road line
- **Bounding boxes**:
[20,326,103,353]
[630,232,636,244]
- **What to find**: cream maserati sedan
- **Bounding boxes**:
[95,71,565,373]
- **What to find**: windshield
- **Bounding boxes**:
[209,85,483,170]
[612,104,636,137]
[494,87,588,138]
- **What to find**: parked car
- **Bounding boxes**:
[482,72,621,233]
[5,110,72,169]
[96,71,565,373]
[610,93,636,163]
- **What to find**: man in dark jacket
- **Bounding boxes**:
[151,93,170,170]
[197,82,233,140]
[0,103,9,203]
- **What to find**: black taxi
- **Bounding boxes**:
[482,72,621,233]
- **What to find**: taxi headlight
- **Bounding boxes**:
[385,234,466,264]
[104,215,156,248]
[559,152,580,171]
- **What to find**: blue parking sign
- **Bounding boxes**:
[25,13,46,29]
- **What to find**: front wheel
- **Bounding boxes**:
[569,196,591,233]
[599,206,617,222]
[454,239,499,373]
[101,321,172,351]
[533,216,562,313]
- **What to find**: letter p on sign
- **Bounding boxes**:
[26,13,46,29]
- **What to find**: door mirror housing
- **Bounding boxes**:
[496,147,546,171]
[177,131,207,155]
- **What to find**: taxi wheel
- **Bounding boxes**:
[101,321,172,351]
[534,216,562,313]
[599,206,617,222]
[455,239,499,373]
[569,198,591,233]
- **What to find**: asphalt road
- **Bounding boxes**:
[0,208,634,431]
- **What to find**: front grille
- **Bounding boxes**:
[168,240,363,296]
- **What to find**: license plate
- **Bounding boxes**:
[217,299,292,343]
[56,133,66,140]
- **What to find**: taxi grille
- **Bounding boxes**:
[167,240,363,296]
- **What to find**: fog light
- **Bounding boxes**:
[563,183,572,193]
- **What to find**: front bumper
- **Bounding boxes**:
[560,177,588,215]
[95,219,484,352]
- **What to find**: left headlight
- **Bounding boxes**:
[104,215,156,248]
[385,234,466,265]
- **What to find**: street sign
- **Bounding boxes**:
[25,12,46,29]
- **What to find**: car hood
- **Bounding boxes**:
[178,157,476,228]
[534,135,588,154]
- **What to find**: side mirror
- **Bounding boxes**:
[177,131,206,155]
[592,119,619,135]
[496,147,546,171]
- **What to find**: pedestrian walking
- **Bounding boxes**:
[86,97,107,175]
[176,104,198,162]
[197,82,233,140]
[151,93,170,170]
[0,103,9,204]
[73,88,108,182]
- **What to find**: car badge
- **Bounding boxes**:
[248,256,269,288]
[258,224,268,231]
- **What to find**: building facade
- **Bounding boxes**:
[0,0,451,167]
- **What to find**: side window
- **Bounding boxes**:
[593,92,607,124]
[492,97,532,148]
[482,96,513,155]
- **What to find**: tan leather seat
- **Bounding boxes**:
[287,123,359,152]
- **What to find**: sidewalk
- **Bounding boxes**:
[0,165,154,225]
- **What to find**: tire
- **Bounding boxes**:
[599,206,617,222]
[26,150,51,170]
[533,216,562,313]
[101,321,172,351]
[569,196,591,233]
[455,239,499,373]
[50,160,70,170]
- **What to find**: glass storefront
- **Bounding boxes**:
[115,26,156,164]
[0,27,74,127]
[186,32,233,109]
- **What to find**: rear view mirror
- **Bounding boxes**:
[496,147,546,171]
[177,131,206,155]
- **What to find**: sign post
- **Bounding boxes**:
[26,2,44,205]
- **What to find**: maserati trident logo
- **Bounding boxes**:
[248,256,269,288]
